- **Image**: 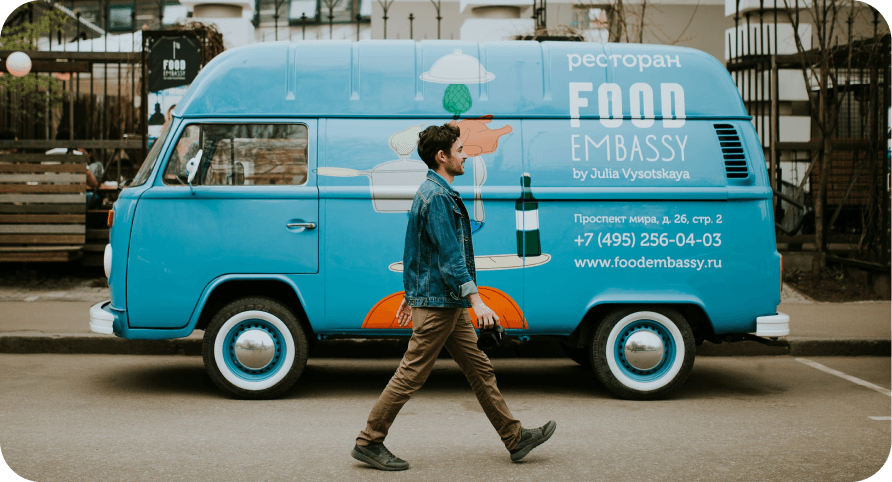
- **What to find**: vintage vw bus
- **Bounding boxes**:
[89,40,788,400]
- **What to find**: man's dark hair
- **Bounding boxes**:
[0,130,15,141]
[417,123,460,170]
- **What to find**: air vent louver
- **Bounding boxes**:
[713,124,749,179]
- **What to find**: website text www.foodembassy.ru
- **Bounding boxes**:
[574,257,722,270]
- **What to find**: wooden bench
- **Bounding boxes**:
[0,154,87,262]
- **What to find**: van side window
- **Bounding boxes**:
[163,123,309,186]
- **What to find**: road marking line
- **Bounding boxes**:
[24,295,39,302]
[796,358,892,397]
[869,416,891,420]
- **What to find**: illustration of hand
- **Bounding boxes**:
[452,115,513,156]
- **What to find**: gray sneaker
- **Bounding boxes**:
[509,421,557,462]
[351,443,409,471]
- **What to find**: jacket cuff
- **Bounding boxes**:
[459,281,479,298]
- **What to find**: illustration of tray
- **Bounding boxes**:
[388,253,550,272]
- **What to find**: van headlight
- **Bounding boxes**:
[104,244,112,278]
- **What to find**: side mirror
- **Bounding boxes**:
[185,149,203,184]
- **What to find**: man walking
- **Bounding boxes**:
[351,124,556,471]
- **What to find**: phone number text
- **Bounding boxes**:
[574,232,723,248]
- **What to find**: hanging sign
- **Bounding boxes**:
[146,35,201,92]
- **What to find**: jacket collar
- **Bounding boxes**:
[426,169,458,196]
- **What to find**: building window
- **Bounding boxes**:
[318,0,354,24]
[255,0,366,26]
[104,3,184,30]
[72,4,100,28]
[289,0,316,21]
[107,6,133,31]
[571,7,607,30]
[832,83,886,140]
[163,5,188,26]
[256,0,303,25]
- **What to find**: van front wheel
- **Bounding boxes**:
[591,308,694,400]
[203,297,309,399]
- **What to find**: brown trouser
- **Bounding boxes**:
[356,307,522,450]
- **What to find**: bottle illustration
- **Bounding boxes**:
[515,173,541,257]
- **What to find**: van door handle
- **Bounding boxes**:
[287,222,317,229]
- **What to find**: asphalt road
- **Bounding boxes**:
[1,356,889,481]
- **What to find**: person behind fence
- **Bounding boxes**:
[350,124,556,471]
[148,102,165,126]
[48,129,104,206]
[0,130,17,155]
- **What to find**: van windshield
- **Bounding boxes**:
[129,122,172,188]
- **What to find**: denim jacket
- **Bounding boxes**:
[403,170,478,308]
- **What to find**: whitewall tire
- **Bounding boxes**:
[203,297,308,399]
[591,308,695,400]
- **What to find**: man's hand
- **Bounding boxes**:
[468,293,499,329]
[397,297,412,327]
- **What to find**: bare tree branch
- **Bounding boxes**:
[783,0,824,132]
[612,0,625,42]
[376,0,395,38]
[637,0,646,43]
[670,0,700,45]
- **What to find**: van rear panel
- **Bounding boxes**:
[519,116,777,335]
[519,196,779,335]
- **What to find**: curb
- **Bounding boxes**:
[0,334,203,356]
[0,334,889,357]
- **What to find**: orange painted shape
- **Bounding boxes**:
[452,115,513,157]
[361,287,526,330]
[361,291,405,329]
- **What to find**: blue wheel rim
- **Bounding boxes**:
[221,319,286,381]
[614,319,676,382]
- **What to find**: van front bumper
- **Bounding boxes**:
[755,312,790,337]
[89,300,115,334]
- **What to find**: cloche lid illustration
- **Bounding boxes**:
[420,49,495,84]
[389,124,425,158]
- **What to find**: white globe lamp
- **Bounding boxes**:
[6,52,32,77]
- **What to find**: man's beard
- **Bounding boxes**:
[445,158,464,176]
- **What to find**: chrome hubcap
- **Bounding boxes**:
[233,329,276,369]
[623,330,665,371]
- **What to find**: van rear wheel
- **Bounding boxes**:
[591,308,694,400]
[203,297,308,399]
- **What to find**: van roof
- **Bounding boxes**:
[176,40,747,120]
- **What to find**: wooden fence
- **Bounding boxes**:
[0,153,87,262]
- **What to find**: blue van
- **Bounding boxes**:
[89,40,788,400]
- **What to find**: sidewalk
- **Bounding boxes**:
[0,284,888,357]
